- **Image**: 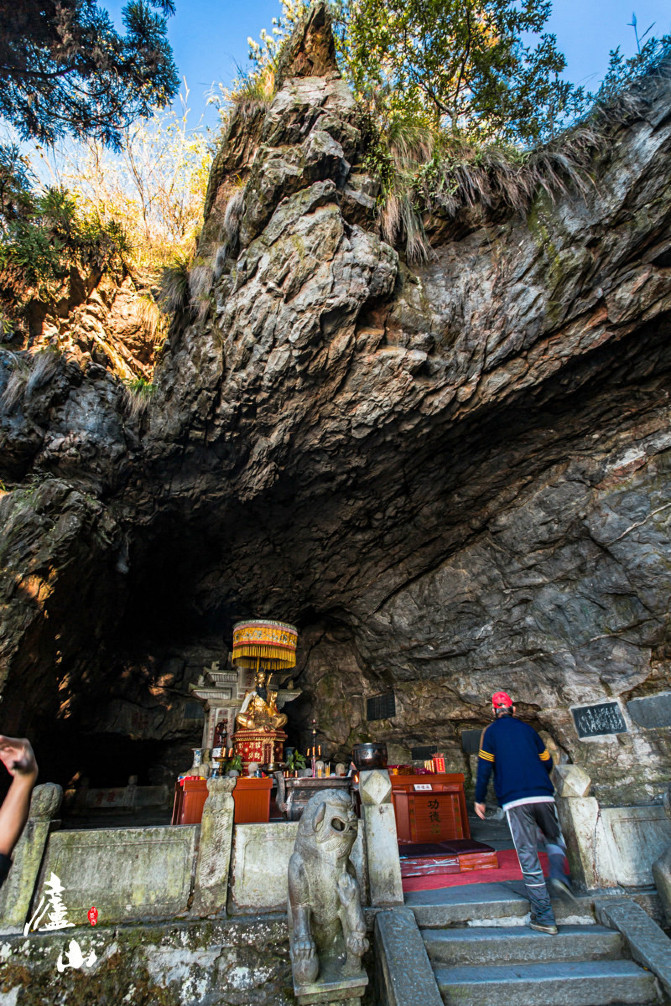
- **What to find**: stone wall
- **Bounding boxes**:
[0,916,294,1006]
[0,778,375,934]
[35,825,199,925]
[0,772,381,1005]
[555,765,671,891]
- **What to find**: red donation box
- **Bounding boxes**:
[390,773,470,844]
[172,776,272,825]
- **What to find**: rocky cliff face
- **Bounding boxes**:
[1,6,671,802]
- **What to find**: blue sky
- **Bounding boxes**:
[103,0,671,124]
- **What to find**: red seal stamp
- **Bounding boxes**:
[87,906,98,926]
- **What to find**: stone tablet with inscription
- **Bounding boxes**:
[571,702,628,738]
[461,729,483,755]
[627,691,671,729]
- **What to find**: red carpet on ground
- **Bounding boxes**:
[402,849,549,892]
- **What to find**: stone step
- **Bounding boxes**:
[405,881,595,928]
[434,959,660,1006]
[424,923,624,966]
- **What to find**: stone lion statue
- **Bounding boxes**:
[288,788,368,987]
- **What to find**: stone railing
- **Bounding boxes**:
[554,765,671,890]
[0,769,403,934]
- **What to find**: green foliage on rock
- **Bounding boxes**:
[594,33,671,108]
[122,376,156,421]
[243,1,671,263]
[246,0,587,144]
[0,186,130,303]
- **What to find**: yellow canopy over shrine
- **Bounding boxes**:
[231,619,298,670]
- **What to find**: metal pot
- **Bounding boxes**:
[352,742,387,770]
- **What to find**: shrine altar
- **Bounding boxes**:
[234,728,287,771]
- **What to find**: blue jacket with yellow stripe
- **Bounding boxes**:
[474,714,554,808]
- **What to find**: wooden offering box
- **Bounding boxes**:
[172,777,208,825]
[391,773,470,844]
[232,777,273,824]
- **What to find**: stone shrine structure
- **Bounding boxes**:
[190,659,299,765]
[190,660,243,750]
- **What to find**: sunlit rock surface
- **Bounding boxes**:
[1,6,671,802]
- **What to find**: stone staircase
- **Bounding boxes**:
[404,883,664,1005]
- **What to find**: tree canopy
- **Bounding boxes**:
[339,0,586,144]
[0,0,179,149]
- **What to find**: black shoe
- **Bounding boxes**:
[529,920,558,935]
[548,876,579,903]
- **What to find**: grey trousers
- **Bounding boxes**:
[506,800,568,924]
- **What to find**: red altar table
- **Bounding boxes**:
[171,776,272,825]
[391,773,470,844]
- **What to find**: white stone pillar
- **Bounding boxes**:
[652,787,671,925]
[554,763,600,890]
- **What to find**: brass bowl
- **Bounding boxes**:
[352,742,387,770]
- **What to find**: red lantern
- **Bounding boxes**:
[87,906,98,926]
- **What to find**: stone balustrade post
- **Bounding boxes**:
[652,786,671,924]
[0,782,62,933]
[553,763,600,890]
[191,777,236,916]
[358,769,403,907]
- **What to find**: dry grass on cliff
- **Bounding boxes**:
[210,65,276,122]
[1,347,62,411]
[1,353,29,409]
[135,294,168,347]
[122,377,155,420]
[369,44,671,261]
[415,125,597,222]
[155,183,245,320]
[157,252,191,314]
[371,116,601,263]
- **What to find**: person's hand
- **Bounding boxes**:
[0,736,38,780]
[474,802,487,820]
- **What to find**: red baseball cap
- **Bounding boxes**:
[492,691,513,708]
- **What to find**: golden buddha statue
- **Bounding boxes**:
[235,669,288,731]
